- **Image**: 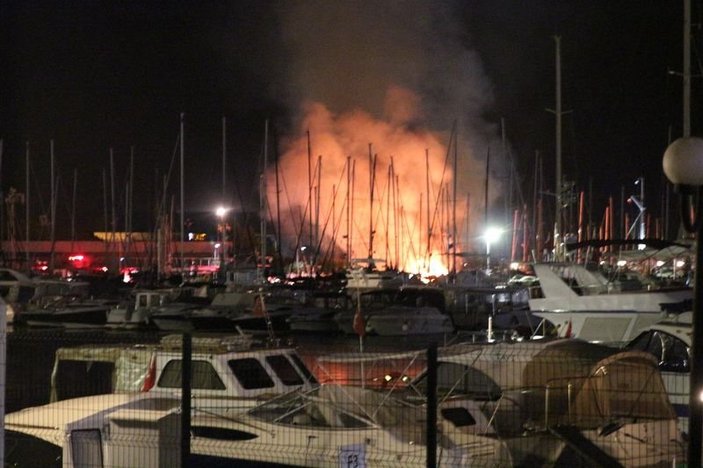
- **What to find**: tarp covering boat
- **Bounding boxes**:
[434,340,675,429]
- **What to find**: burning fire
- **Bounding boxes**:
[268,86,481,276]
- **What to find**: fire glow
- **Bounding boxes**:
[268,87,479,277]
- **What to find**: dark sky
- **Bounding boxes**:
[0,1,696,240]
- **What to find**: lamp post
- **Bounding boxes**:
[215,206,228,270]
[662,136,703,467]
[484,227,502,274]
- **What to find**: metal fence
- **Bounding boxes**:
[2,329,688,467]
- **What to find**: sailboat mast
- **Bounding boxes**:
[102,169,108,262]
[50,140,56,273]
[452,129,458,277]
[307,131,313,249]
[222,117,227,267]
[71,169,77,245]
[485,147,490,228]
[25,142,30,269]
[316,154,322,261]
[274,130,282,271]
[260,120,269,279]
[368,144,376,265]
[127,146,134,265]
[386,164,394,265]
[222,116,227,200]
[346,155,351,267]
[179,113,185,274]
[553,36,563,260]
[425,149,431,268]
[110,147,117,269]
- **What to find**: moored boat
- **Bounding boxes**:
[405,339,685,466]
[5,383,511,467]
[526,262,692,344]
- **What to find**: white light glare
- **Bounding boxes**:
[484,227,502,245]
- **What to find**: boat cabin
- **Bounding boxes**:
[50,334,317,411]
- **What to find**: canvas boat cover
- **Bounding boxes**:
[436,339,674,429]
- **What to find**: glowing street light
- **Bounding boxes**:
[483,226,502,273]
[215,206,229,268]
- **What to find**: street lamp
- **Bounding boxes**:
[662,136,703,467]
[215,206,228,269]
[483,227,502,274]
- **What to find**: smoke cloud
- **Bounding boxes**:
[269,0,507,274]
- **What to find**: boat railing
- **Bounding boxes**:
[159,333,254,353]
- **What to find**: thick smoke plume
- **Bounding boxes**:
[269,0,507,274]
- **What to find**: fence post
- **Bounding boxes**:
[0,301,6,466]
[181,332,192,467]
[426,342,437,468]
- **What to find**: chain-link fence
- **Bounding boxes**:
[3,330,688,467]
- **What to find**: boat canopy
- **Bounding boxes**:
[430,340,675,429]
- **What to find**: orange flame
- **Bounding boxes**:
[268,87,484,276]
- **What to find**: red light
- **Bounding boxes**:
[68,254,91,270]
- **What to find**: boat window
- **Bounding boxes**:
[659,333,690,373]
[289,354,318,384]
[158,360,226,390]
[338,411,370,428]
[191,426,258,441]
[228,358,275,389]
[70,429,103,467]
[628,331,656,354]
[55,360,115,401]
[441,407,477,427]
[277,405,330,427]
[628,331,690,372]
[138,295,148,307]
[266,355,304,386]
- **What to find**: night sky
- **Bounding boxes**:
[0,1,697,245]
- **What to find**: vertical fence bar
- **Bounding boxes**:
[181,332,192,467]
[426,343,437,468]
[0,301,6,465]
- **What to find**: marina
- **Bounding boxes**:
[2,1,703,466]
[2,321,689,467]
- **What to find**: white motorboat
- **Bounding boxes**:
[0,268,38,323]
[527,263,692,344]
[335,286,454,336]
[105,289,188,329]
[5,383,511,467]
[18,297,120,328]
[405,339,685,467]
[364,304,455,335]
[345,265,408,291]
[0,268,37,303]
[286,291,350,333]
